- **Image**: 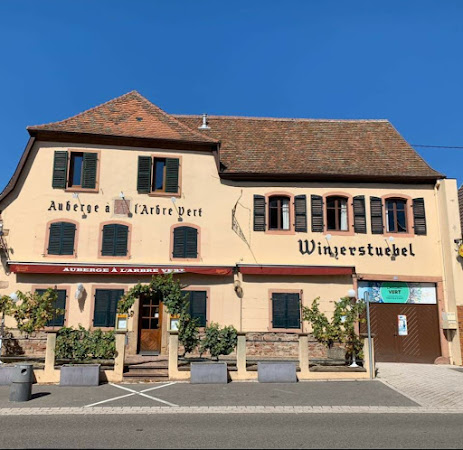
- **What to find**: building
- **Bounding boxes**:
[0,91,462,364]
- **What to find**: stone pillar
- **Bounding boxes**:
[113,332,126,382]
[168,331,179,379]
[236,332,247,376]
[44,332,57,374]
[298,333,310,376]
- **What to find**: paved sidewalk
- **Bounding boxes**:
[377,363,463,408]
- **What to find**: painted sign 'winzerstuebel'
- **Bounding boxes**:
[0,90,461,366]
[299,239,416,258]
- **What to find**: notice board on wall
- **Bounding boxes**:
[358,281,437,304]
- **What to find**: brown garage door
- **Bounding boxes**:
[362,303,441,364]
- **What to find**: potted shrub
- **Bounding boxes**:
[190,323,237,384]
[56,326,115,386]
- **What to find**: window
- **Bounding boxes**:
[137,156,180,194]
[268,196,290,230]
[182,290,207,327]
[47,222,76,255]
[101,224,129,257]
[172,226,198,259]
[326,196,348,231]
[93,289,124,327]
[36,289,66,327]
[271,293,301,329]
[386,199,407,233]
[52,150,98,190]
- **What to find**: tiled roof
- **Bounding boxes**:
[28,91,218,144]
[175,115,443,180]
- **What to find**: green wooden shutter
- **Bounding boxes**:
[94,289,123,327]
[311,195,324,232]
[102,224,116,256]
[52,151,68,189]
[137,156,152,193]
[294,195,307,232]
[413,198,427,235]
[173,227,186,258]
[81,153,98,189]
[114,225,129,256]
[37,289,66,327]
[185,227,198,258]
[272,293,287,328]
[370,197,384,234]
[48,223,63,255]
[353,195,367,234]
[165,158,180,193]
[286,294,301,329]
[253,195,266,231]
[61,222,76,255]
[185,291,207,327]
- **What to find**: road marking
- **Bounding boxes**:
[85,382,178,408]
[2,405,463,416]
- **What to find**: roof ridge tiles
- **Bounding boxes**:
[173,114,390,123]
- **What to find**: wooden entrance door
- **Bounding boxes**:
[362,303,441,363]
[138,294,163,354]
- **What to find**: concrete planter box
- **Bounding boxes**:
[0,366,17,386]
[258,362,297,383]
[60,364,100,386]
[190,362,228,384]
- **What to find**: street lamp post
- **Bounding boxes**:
[347,289,359,368]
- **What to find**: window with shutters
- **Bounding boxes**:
[137,155,181,196]
[254,192,306,233]
[93,289,125,328]
[326,196,349,231]
[182,290,207,327]
[52,150,99,192]
[100,223,130,258]
[385,198,408,233]
[171,224,200,260]
[270,291,301,331]
[46,221,77,256]
[35,288,67,327]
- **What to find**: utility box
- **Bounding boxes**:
[442,312,458,330]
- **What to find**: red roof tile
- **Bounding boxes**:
[28,91,218,145]
[174,115,442,180]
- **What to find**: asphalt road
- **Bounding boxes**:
[1,414,462,449]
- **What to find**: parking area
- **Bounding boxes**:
[0,379,417,409]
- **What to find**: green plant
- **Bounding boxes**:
[0,295,13,316]
[200,322,238,361]
[303,296,366,359]
[12,289,64,334]
[55,326,116,362]
[178,312,200,356]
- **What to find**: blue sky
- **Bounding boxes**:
[1,1,462,188]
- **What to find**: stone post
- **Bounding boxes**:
[363,337,376,379]
[236,332,247,376]
[168,331,179,380]
[44,332,57,375]
[113,331,126,382]
[298,333,310,376]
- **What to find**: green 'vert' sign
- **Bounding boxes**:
[380,282,410,303]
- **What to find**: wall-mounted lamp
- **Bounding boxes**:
[9,292,18,303]
[72,193,87,219]
[347,289,356,299]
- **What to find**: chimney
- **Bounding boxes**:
[198,113,210,130]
